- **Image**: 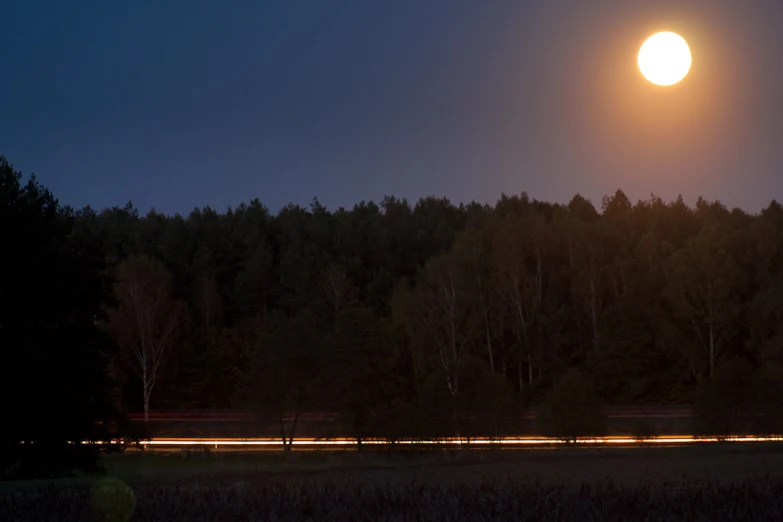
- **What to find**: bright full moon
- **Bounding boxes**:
[638,32,692,86]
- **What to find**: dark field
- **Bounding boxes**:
[5,444,783,521]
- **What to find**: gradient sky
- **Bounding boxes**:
[3,0,782,214]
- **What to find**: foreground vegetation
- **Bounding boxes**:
[6,478,783,522]
[5,446,783,520]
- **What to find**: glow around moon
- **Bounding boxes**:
[638,32,692,86]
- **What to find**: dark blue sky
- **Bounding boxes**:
[3,0,782,214]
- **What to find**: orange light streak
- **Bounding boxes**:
[118,435,783,448]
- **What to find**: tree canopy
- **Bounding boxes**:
[0,157,130,478]
[4,154,783,453]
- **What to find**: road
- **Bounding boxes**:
[132,435,783,450]
[119,407,783,448]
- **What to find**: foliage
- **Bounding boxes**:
[0,156,130,479]
[5,477,783,521]
[235,310,328,450]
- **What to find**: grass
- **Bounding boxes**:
[6,442,783,490]
[4,444,783,520]
[4,475,783,521]
[102,442,783,485]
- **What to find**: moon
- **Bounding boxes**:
[638,32,692,86]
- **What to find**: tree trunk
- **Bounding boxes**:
[354,411,365,450]
[143,390,150,424]
[590,277,599,352]
[288,391,302,452]
[477,275,493,373]
[709,321,715,378]
[277,410,290,452]
[535,247,543,305]
[486,327,494,373]
[409,343,423,413]
[518,360,524,395]
[451,392,460,441]
[143,365,150,424]
[568,236,574,269]
[536,320,544,381]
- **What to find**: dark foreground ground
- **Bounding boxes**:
[4,444,783,521]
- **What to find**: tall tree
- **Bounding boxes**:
[454,223,497,373]
[491,212,536,393]
[0,157,129,478]
[238,310,325,451]
[108,255,185,422]
[400,252,476,435]
[665,222,741,379]
[326,307,387,446]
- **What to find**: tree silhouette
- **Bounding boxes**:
[0,157,129,478]
[107,255,185,423]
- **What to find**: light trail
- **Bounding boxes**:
[129,435,783,448]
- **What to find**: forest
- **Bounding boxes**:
[4,154,783,472]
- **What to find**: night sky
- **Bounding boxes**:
[3,0,782,214]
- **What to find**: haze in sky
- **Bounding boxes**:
[2,0,782,214]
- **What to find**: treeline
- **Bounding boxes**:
[4,154,783,472]
[88,181,783,416]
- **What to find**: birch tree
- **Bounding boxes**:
[398,252,475,434]
[490,212,536,392]
[664,224,741,379]
[454,224,498,373]
[556,205,607,358]
[108,255,184,423]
